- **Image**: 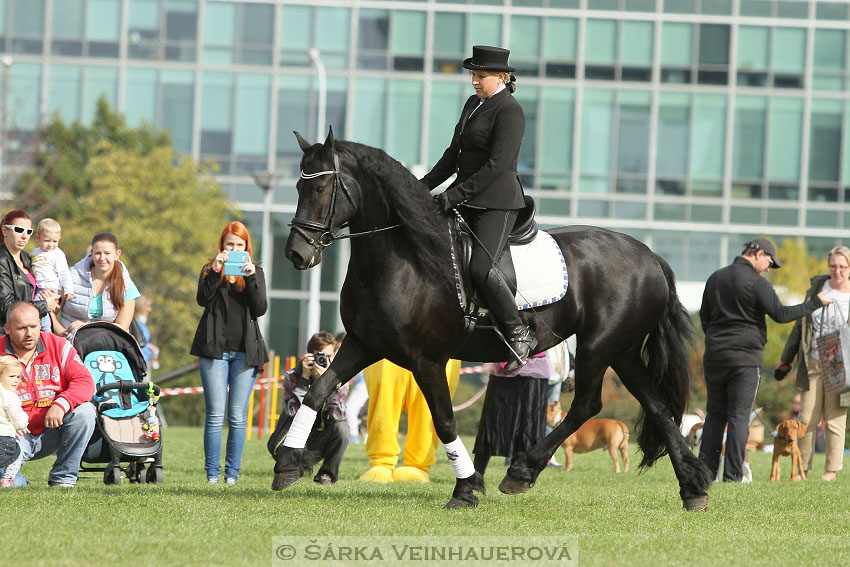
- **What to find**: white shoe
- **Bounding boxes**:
[225,477,236,486]
[207,477,219,484]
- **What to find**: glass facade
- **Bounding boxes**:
[2,0,850,356]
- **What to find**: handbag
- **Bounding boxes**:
[813,301,850,395]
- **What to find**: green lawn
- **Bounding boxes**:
[5,427,850,567]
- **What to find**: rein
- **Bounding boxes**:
[291,152,402,251]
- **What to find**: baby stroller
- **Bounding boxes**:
[73,322,163,485]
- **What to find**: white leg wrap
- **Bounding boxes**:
[443,437,476,479]
[282,405,317,449]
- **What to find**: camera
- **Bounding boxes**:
[313,351,329,368]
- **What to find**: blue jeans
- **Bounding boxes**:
[199,352,258,480]
[15,402,96,484]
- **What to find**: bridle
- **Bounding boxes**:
[290,152,401,252]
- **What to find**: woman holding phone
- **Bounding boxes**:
[191,221,268,485]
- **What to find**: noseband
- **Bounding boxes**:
[290,152,401,252]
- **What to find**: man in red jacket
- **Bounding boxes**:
[1,302,95,487]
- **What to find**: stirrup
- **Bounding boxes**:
[503,327,537,373]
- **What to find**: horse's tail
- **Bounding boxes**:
[636,254,694,468]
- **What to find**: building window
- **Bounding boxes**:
[813,29,846,91]
[128,0,197,62]
[773,28,806,89]
[203,1,274,66]
[280,5,349,70]
[432,12,502,74]
[543,17,577,78]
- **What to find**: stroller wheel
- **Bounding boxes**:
[146,466,163,484]
[104,466,122,485]
[131,463,147,484]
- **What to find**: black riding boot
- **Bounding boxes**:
[479,267,537,372]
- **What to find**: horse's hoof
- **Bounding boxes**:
[272,471,300,491]
[445,494,479,509]
[499,474,533,495]
[682,496,709,511]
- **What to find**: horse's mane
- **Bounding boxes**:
[337,141,451,276]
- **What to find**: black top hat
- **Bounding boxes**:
[462,45,515,73]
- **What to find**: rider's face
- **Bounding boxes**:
[471,71,504,99]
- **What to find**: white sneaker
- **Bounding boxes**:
[225,477,236,486]
[207,477,219,484]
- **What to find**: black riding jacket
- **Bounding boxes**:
[700,256,823,367]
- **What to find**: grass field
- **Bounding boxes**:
[5,426,850,567]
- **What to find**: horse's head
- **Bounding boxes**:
[285,127,358,270]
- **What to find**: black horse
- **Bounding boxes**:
[276,129,713,511]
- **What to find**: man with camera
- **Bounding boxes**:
[269,331,349,486]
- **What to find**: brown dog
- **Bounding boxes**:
[546,401,629,473]
[770,419,807,482]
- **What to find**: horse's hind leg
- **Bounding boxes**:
[500,358,606,494]
[411,359,484,509]
[612,353,712,510]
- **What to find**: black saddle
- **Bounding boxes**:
[453,195,538,310]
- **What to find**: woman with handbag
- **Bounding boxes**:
[777,245,850,481]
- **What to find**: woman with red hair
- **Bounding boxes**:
[190,221,268,485]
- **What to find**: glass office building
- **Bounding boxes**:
[2,0,850,355]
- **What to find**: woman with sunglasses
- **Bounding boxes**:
[0,210,61,328]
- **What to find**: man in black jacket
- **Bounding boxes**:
[699,238,830,482]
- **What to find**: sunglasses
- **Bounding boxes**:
[4,225,33,236]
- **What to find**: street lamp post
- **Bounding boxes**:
[250,170,280,343]
[305,48,327,339]
[0,55,13,211]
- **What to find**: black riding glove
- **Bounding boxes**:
[434,192,453,213]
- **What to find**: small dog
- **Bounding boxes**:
[770,419,807,482]
[546,401,629,473]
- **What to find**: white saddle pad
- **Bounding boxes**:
[453,230,569,311]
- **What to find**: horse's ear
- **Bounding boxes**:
[293,131,312,153]
[322,126,335,154]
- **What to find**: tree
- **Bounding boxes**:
[10,98,238,380]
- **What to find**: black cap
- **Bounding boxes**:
[744,238,782,269]
[462,45,515,73]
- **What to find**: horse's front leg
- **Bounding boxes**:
[412,359,485,509]
[272,336,379,490]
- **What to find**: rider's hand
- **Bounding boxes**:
[434,193,452,213]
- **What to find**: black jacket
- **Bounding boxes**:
[421,88,526,210]
[189,265,269,370]
[700,256,823,367]
[0,245,49,327]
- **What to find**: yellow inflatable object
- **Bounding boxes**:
[359,359,461,482]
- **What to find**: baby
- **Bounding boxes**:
[31,218,74,332]
[0,356,28,487]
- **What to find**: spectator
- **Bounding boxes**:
[0,302,95,487]
[269,331,348,486]
[473,351,551,476]
[0,210,60,329]
[336,332,367,444]
[30,218,74,332]
[0,355,28,487]
[190,221,268,485]
[132,295,160,372]
[57,232,140,335]
[699,238,829,483]
[776,245,850,481]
